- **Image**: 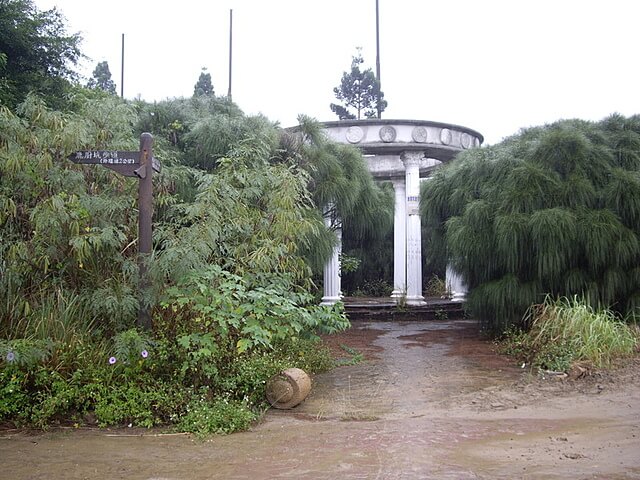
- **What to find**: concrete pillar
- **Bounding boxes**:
[321,211,342,305]
[401,151,426,305]
[446,264,468,302]
[390,178,407,300]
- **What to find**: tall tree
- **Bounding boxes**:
[87,60,116,94]
[0,0,81,109]
[193,68,214,97]
[330,49,387,120]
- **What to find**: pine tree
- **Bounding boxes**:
[193,68,214,96]
[330,49,386,120]
[87,61,116,94]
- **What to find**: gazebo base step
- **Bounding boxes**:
[341,296,466,321]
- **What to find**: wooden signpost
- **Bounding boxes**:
[68,133,160,330]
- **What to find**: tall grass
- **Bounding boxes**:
[424,274,448,298]
[6,289,97,342]
[2,288,106,373]
[513,296,638,371]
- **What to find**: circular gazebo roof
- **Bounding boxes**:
[320,119,484,179]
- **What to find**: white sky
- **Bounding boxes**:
[35,0,640,145]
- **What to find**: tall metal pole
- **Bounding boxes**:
[375,0,381,119]
[120,33,125,98]
[228,9,233,100]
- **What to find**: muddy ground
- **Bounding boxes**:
[1,319,639,479]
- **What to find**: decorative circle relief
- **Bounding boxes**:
[345,126,364,144]
[379,125,397,143]
[411,126,428,143]
[440,128,452,145]
[461,133,471,149]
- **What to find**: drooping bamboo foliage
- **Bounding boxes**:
[0,94,141,334]
[0,89,353,431]
[1,88,387,337]
[277,116,394,274]
[422,116,640,331]
[136,104,391,277]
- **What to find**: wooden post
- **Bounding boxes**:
[137,133,153,330]
[67,136,161,331]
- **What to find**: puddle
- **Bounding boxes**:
[297,320,522,420]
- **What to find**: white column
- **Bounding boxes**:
[401,151,426,305]
[390,178,406,301]
[321,211,342,305]
[446,264,468,302]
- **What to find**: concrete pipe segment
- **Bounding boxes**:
[266,368,312,409]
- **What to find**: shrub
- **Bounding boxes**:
[424,275,448,297]
[177,397,257,437]
[160,265,349,353]
[0,89,364,435]
[352,279,393,297]
[423,117,640,332]
[0,328,337,433]
[92,380,185,428]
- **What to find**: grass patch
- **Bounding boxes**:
[424,274,448,298]
[335,344,364,366]
[501,296,638,372]
[177,397,257,438]
[340,412,379,422]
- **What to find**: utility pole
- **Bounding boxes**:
[228,9,233,100]
[375,0,382,119]
[120,33,125,98]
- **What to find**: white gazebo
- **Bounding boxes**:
[318,119,483,306]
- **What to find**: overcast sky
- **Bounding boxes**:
[35,0,640,145]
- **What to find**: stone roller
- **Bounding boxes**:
[265,368,311,409]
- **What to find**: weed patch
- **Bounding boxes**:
[500,297,638,372]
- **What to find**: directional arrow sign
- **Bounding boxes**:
[68,151,142,177]
[151,157,161,173]
[69,151,161,177]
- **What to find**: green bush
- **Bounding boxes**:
[352,279,393,297]
[1,78,373,436]
[177,397,257,437]
[92,381,185,428]
[161,266,349,353]
[0,369,30,421]
[271,337,335,374]
[0,328,337,433]
[423,116,640,332]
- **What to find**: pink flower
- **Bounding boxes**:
[141,350,148,358]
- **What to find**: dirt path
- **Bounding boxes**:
[2,320,639,479]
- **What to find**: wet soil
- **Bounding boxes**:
[2,319,639,479]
